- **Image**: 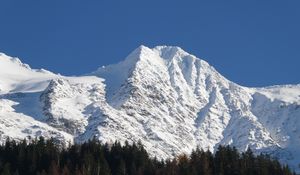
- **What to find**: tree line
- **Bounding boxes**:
[0,137,295,175]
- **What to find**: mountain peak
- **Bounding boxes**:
[0,52,56,94]
[153,45,183,55]
[123,45,156,63]
[126,45,196,63]
[0,52,55,76]
[1,47,300,172]
[153,45,193,60]
[0,53,31,71]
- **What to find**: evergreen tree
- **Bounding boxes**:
[115,159,126,175]
[48,161,60,175]
[178,154,189,175]
[1,163,11,175]
[0,137,295,175]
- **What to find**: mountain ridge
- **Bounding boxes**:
[0,46,299,172]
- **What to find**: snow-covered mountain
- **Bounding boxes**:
[0,46,299,171]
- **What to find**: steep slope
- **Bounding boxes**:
[91,46,300,170]
[0,47,299,171]
[0,53,56,94]
[0,53,105,145]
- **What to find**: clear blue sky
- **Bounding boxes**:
[0,1,299,87]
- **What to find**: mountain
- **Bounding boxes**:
[0,46,299,172]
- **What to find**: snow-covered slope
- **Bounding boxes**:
[0,47,299,171]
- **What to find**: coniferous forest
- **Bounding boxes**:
[0,137,294,175]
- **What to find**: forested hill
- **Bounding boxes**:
[0,137,295,175]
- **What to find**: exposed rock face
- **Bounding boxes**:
[0,47,299,171]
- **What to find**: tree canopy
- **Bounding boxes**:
[0,137,295,175]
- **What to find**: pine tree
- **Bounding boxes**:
[178,154,190,175]
[115,159,126,175]
[61,165,70,175]
[0,138,295,175]
[48,161,60,175]
[1,163,11,175]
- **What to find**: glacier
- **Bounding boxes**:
[0,46,299,171]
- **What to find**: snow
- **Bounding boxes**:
[1,47,300,172]
[0,52,57,94]
[255,85,300,103]
[0,98,73,145]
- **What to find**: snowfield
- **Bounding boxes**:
[0,46,299,172]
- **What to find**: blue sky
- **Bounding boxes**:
[0,0,299,87]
